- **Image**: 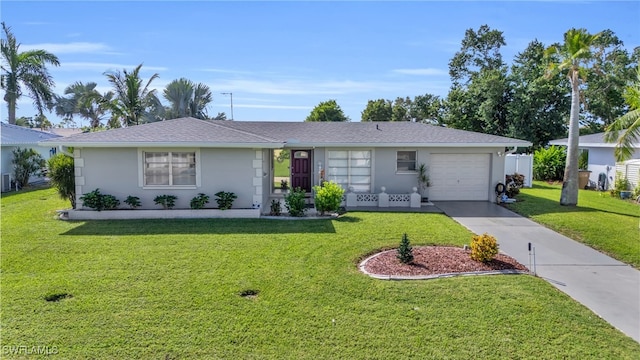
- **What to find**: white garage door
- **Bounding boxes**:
[429,154,491,201]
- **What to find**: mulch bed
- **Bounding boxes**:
[362,246,528,277]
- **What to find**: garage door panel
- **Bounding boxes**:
[429,154,490,201]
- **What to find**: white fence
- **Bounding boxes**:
[505,154,533,187]
[615,159,640,189]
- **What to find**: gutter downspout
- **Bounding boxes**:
[58,145,74,157]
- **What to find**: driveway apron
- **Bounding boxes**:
[434,201,640,343]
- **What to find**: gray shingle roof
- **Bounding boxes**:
[40,117,532,148]
[549,132,639,148]
[1,122,61,145]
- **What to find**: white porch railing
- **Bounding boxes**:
[345,186,422,208]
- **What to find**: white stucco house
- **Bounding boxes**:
[40,118,531,216]
[1,122,61,191]
[549,132,640,189]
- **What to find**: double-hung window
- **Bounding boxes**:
[143,151,196,186]
[396,151,417,172]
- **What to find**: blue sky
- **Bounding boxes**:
[2,0,639,126]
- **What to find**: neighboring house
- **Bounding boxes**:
[549,132,640,189]
[1,122,61,191]
[40,117,531,212]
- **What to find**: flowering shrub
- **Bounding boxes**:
[470,233,499,263]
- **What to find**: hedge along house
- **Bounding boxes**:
[40,117,530,216]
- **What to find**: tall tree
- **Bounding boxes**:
[582,30,638,130]
[605,65,640,161]
[361,99,392,122]
[391,97,412,122]
[545,28,601,206]
[54,81,112,129]
[305,99,349,122]
[163,78,213,120]
[104,63,160,126]
[445,25,511,135]
[508,40,570,149]
[1,22,60,124]
[411,94,444,125]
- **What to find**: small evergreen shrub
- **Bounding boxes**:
[214,191,237,210]
[396,233,414,264]
[533,145,565,181]
[313,181,345,215]
[47,154,76,208]
[190,193,210,209]
[284,187,307,217]
[80,189,120,211]
[124,196,141,209]
[270,199,282,216]
[470,233,499,263]
[154,195,177,209]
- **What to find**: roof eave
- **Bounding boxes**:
[38,141,284,149]
[283,142,532,148]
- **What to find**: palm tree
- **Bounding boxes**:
[545,28,600,206]
[605,66,640,161]
[54,81,112,129]
[104,63,159,126]
[163,78,212,119]
[1,22,60,124]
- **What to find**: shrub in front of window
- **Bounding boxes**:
[80,189,120,211]
[470,233,499,263]
[396,233,414,264]
[124,196,141,209]
[284,187,307,217]
[313,181,344,215]
[214,191,237,210]
[190,193,210,209]
[11,147,45,188]
[154,195,177,209]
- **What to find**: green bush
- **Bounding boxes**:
[190,193,210,209]
[47,154,76,208]
[124,196,141,209]
[154,195,177,209]
[533,145,565,181]
[80,189,120,211]
[214,191,237,210]
[284,187,307,217]
[396,233,414,264]
[270,199,282,216]
[313,181,344,215]
[470,233,499,263]
[11,147,45,188]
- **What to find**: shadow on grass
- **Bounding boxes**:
[506,192,638,219]
[62,218,337,236]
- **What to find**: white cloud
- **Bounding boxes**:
[22,42,114,54]
[392,68,447,76]
[58,62,169,72]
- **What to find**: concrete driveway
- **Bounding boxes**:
[434,201,640,343]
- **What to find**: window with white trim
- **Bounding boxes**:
[144,151,196,186]
[327,150,371,192]
[397,151,417,172]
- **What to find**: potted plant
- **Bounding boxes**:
[416,163,430,202]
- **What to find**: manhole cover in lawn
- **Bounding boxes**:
[239,289,260,299]
[44,293,73,302]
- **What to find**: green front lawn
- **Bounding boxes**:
[2,188,639,358]
[506,181,640,268]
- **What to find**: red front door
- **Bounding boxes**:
[291,150,312,192]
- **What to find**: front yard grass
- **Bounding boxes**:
[2,187,639,358]
[506,181,640,268]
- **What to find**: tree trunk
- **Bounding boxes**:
[4,92,16,125]
[560,72,580,206]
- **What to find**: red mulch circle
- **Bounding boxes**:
[363,246,528,277]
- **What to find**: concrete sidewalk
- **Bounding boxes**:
[434,201,640,343]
